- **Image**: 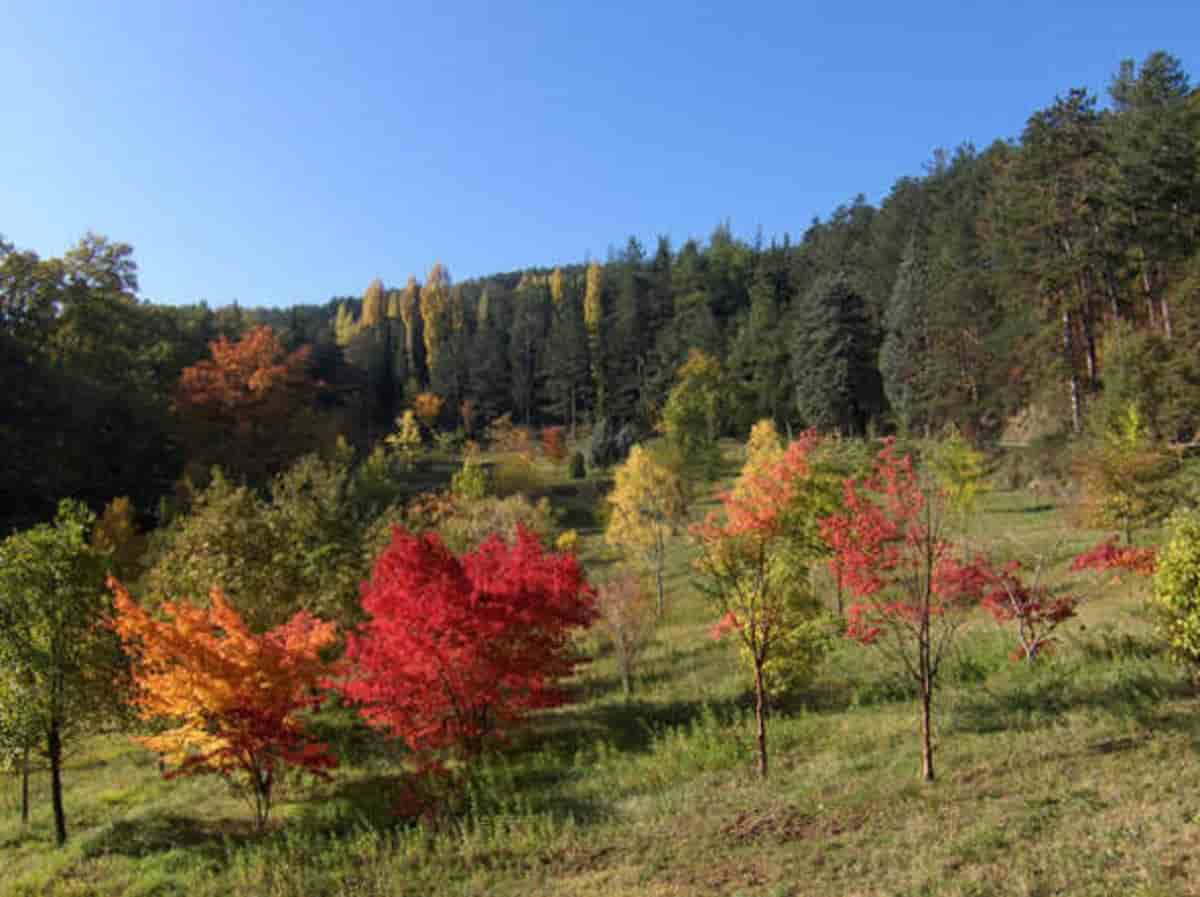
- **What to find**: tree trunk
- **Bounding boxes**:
[20,746,30,826]
[754,663,769,779]
[655,552,665,619]
[48,723,66,846]
[1062,309,1082,434]
[1161,296,1173,341]
[920,678,934,782]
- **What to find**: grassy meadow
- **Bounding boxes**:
[2,442,1198,897]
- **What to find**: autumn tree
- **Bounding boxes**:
[821,440,988,782]
[175,325,326,484]
[606,445,688,617]
[1077,402,1178,544]
[0,501,126,845]
[110,578,340,831]
[693,433,835,778]
[338,527,595,758]
[660,349,724,480]
[980,561,1078,662]
[594,571,656,698]
[1151,512,1200,669]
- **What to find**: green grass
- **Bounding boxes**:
[3,448,1198,896]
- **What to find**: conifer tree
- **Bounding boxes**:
[880,236,935,434]
[583,260,607,419]
[791,273,881,435]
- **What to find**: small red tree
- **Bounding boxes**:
[980,561,1078,662]
[821,440,989,782]
[108,577,341,830]
[339,526,595,757]
[1071,538,1158,578]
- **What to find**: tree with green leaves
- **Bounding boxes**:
[660,349,725,480]
[791,273,881,435]
[0,501,126,845]
[541,282,591,436]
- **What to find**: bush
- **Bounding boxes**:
[451,455,490,501]
[1152,511,1200,668]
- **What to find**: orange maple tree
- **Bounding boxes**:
[174,325,324,484]
[108,577,342,830]
[692,431,831,778]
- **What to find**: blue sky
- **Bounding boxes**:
[2,1,1196,307]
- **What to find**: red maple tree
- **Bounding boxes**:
[338,526,595,757]
[1071,538,1158,578]
[821,439,990,782]
[979,561,1078,662]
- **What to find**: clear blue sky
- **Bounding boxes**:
[2,2,1196,307]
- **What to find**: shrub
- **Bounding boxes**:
[1152,511,1200,668]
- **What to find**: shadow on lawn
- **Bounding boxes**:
[82,813,249,861]
[948,662,1195,735]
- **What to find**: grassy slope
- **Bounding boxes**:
[3,448,1199,897]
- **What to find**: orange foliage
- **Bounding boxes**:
[541,426,567,462]
[175,326,324,483]
[413,392,444,429]
[108,577,342,829]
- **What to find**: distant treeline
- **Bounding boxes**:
[3,50,1199,531]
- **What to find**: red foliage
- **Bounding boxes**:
[1070,538,1158,577]
[979,561,1078,661]
[820,440,989,624]
[820,440,991,780]
[338,526,596,756]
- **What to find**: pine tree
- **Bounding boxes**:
[510,277,548,425]
[542,287,592,435]
[791,273,881,435]
[583,260,607,419]
[880,236,935,434]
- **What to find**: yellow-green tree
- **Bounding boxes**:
[584,260,605,415]
[660,350,724,480]
[550,267,566,306]
[360,277,387,328]
[386,410,424,469]
[399,276,420,372]
[420,263,450,374]
[1078,403,1177,544]
[606,445,688,616]
[927,424,990,547]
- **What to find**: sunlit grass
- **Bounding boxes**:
[3,444,1197,896]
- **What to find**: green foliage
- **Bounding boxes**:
[660,349,724,480]
[791,273,882,435]
[450,454,490,501]
[927,424,990,519]
[0,500,127,843]
[1076,402,1178,543]
[146,454,365,630]
[1153,511,1200,668]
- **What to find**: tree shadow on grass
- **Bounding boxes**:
[948,664,1195,735]
[81,813,249,861]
